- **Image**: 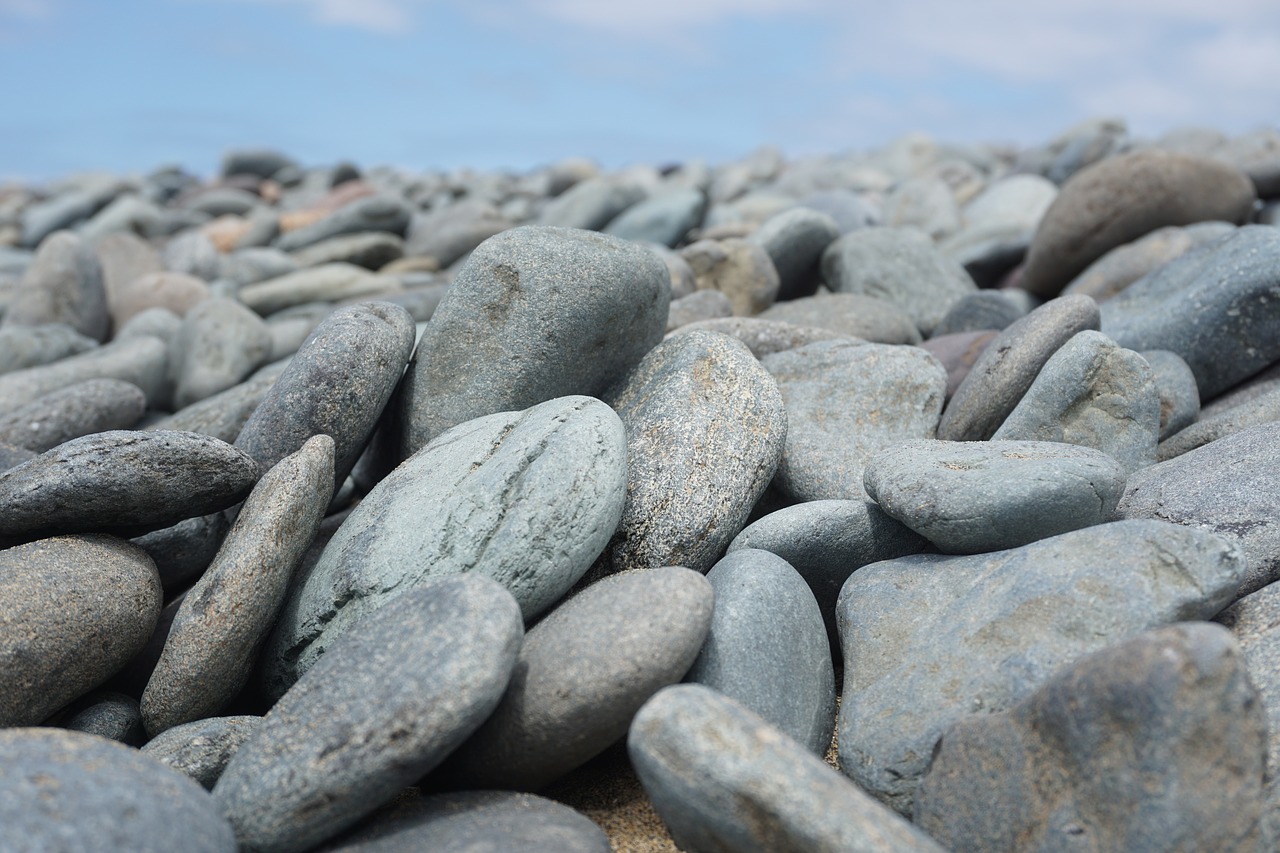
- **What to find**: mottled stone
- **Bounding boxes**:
[747,207,840,300]
[0,334,168,410]
[142,716,261,789]
[169,297,272,409]
[1143,349,1201,441]
[915,624,1266,853]
[0,535,161,726]
[1062,221,1236,302]
[214,575,523,853]
[397,226,668,454]
[0,322,96,375]
[758,291,920,345]
[680,237,780,316]
[837,520,1245,813]
[0,377,145,451]
[763,340,945,501]
[4,231,109,341]
[630,685,944,853]
[604,188,706,247]
[669,316,846,358]
[0,728,236,852]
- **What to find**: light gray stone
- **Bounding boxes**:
[0,322,97,375]
[0,377,145,451]
[0,334,169,410]
[274,193,412,252]
[758,291,920,345]
[239,263,401,315]
[604,187,706,247]
[5,231,109,341]
[170,297,273,409]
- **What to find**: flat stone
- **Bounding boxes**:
[1160,386,1280,461]
[1062,221,1235,302]
[747,207,840,300]
[213,574,523,853]
[593,330,786,576]
[397,226,668,455]
[262,396,625,699]
[629,684,945,853]
[0,322,97,375]
[235,302,415,492]
[1115,421,1280,597]
[1101,225,1280,399]
[59,690,145,745]
[938,293,1100,441]
[864,439,1126,553]
[536,177,646,231]
[915,624,1266,853]
[4,231,109,341]
[0,334,169,409]
[603,187,706,247]
[680,238,780,316]
[239,263,401,315]
[274,193,412,252]
[142,716,261,789]
[1022,149,1256,299]
[921,330,997,399]
[0,377,145,451]
[1143,349,1200,441]
[142,436,333,735]
[0,728,236,852]
[836,519,1245,814]
[221,246,298,287]
[821,226,976,336]
[150,360,288,443]
[289,232,404,270]
[686,550,835,754]
[0,535,161,726]
[20,178,122,247]
[131,511,231,592]
[668,316,846,357]
[762,340,945,501]
[758,291,920,344]
[438,566,713,792]
[169,297,273,409]
[404,199,511,267]
[0,430,258,538]
[992,330,1160,473]
[931,290,1024,337]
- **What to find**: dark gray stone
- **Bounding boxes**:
[131,511,231,592]
[758,291,920,344]
[680,238,780,316]
[142,436,333,735]
[0,377,145,451]
[686,550,835,754]
[60,691,145,745]
[629,684,945,853]
[404,199,512,267]
[222,149,297,179]
[0,322,96,375]
[914,624,1266,853]
[4,231,109,341]
[1116,421,1280,597]
[142,715,261,790]
[178,186,260,217]
[239,263,400,315]
[1143,348,1201,441]
[746,206,840,300]
[0,535,161,726]
[604,187,706,247]
[666,289,733,331]
[319,791,611,853]
[235,302,414,492]
[0,430,258,538]
[1101,226,1280,399]
[535,177,646,231]
[1160,385,1280,461]
[396,226,669,455]
[594,330,786,576]
[0,728,236,852]
[262,396,625,698]
[821,226,976,335]
[439,566,713,791]
[762,340,945,501]
[0,334,169,410]
[938,293,1100,441]
[289,231,405,270]
[275,194,412,252]
[836,520,1245,814]
[669,316,846,357]
[170,297,272,409]
[864,439,1126,554]
[214,574,523,853]
[931,290,1024,337]
[20,180,123,247]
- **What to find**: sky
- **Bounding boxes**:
[0,0,1277,181]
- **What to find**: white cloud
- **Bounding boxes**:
[221,0,413,33]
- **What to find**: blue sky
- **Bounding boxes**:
[1,0,1277,181]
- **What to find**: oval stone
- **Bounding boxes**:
[0,377,145,452]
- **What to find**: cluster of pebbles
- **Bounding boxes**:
[1,116,1280,851]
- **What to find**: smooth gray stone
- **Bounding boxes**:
[686,550,835,754]
[289,231,405,270]
[883,176,960,239]
[396,226,668,455]
[666,289,733,331]
[221,246,298,288]
[115,306,182,347]
[931,290,1024,337]
[0,334,168,409]
[864,439,1126,554]
[131,511,231,592]
[1202,362,1280,417]
[0,728,236,852]
[265,302,332,360]
[0,535,161,726]
[728,499,926,653]
[142,436,333,735]
[594,331,786,576]
[914,624,1266,853]
[940,174,1058,282]
[163,230,223,282]
[763,340,945,501]
[178,186,260,217]
[235,302,415,492]
[680,238,780,316]
[142,715,261,790]
[439,566,713,791]
[1159,386,1280,461]
[1116,421,1280,597]
[239,263,401,315]
[404,199,512,267]
[275,194,412,252]
[939,293,1101,441]
[747,207,840,301]
[169,297,272,409]
[651,242,697,298]
[108,270,209,330]
[150,360,288,443]
[669,316,846,357]
[629,684,945,853]
[1062,221,1236,302]
[0,377,145,452]
[821,226,976,335]
[263,396,625,699]
[222,148,295,178]
[535,177,646,230]
[214,575,523,853]
[603,187,706,247]
[345,278,447,321]
[836,520,1245,814]
[1216,127,1280,198]
[5,231,109,341]
[992,330,1160,473]
[319,791,610,853]
[0,322,97,375]
[1102,226,1280,399]
[796,189,883,233]
[0,440,35,472]
[0,430,258,538]
[60,691,145,745]
[21,179,122,246]
[1143,349,1201,440]
[758,291,920,344]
